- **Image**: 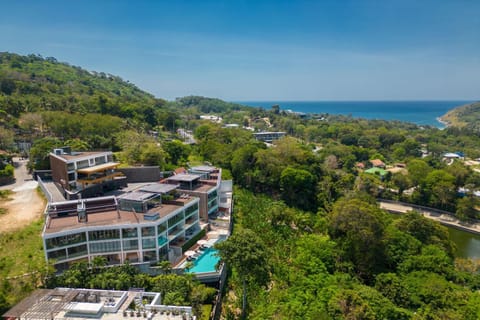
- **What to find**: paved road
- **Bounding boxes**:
[0,157,35,191]
[379,201,480,234]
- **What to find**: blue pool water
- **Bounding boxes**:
[188,247,220,273]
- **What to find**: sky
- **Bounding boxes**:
[0,0,479,101]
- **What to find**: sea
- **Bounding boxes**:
[238,101,474,127]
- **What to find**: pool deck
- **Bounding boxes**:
[175,237,219,269]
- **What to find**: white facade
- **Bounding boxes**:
[43,198,201,269]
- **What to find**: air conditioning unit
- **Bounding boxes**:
[53,148,63,155]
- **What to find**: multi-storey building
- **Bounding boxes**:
[42,183,201,271]
[163,165,220,221]
[49,147,126,193]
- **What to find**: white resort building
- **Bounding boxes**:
[2,287,195,320]
[41,165,231,273]
[42,184,201,271]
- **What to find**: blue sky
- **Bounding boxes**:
[0,0,479,101]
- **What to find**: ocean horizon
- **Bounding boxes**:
[237,100,475,127]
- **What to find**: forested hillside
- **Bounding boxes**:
[440,101,480,131]
[2,53,480,319]
[0,52,163,120]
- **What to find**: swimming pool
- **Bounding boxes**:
[187,247,220,273]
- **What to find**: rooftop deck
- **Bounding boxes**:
[3,288,194,320]
[52,151,109,161]
[44,197,196,234]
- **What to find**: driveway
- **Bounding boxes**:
[0,157,45,233]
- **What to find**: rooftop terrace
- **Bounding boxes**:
[3,288,194,320]
[51,150,110,161]
[44,196,196,234]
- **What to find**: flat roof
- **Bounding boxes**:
[139,183,179,194]
[77,162,120,174]
[253,131,286,135]
[51,151,111,161]
[190,165,216,173]
[44,197,197,234]
[3,288,193,320]
[117,191,157,202]
[166,174,201,182]
[65,302,103,314]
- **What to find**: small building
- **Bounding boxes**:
[253,131,286,143]
[199,115,222,123]
[443,152,464,160]
[2,287,194,320]
[369,159,386,169]
[355,162,365,170]
[223,123,240,128]
[49,147,126,194]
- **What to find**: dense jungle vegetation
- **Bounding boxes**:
[1,52,480,319]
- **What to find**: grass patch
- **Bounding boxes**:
[0,217,47,314]
[0,190,12,201]
[0,218,45,278]
[200,304,213,320]
[0,190,12,215]
[36,186,47,202]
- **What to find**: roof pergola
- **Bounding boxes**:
[77,162,120,174]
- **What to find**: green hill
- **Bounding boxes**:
[0,52,165,126]
[440,101,480,131]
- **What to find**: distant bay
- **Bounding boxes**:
[238,101,473,127]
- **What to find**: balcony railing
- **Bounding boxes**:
[77,172,125,185]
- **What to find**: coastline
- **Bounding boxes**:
[436,116,450,128]
[238,100,467,128]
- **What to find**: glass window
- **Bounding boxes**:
[157,223,167,234]
[143,251,157,262]
[158,234,167,246]
[123,239,138,250]
[122,228,138,238]
[158,245,168,260]
[119,199,145,213]
[208,190,217,201]
[68,244,88,258]
[77,159,89,169]
[90,241,121,253]
[208,199,218,209]
[95,156,106,165]
[168,212,184,228]
[142,226,155,237]
[45,232,86,249]
[89,229,120,241]
[185,203,199,216]
[67,162,75,171]
[142,238,156,249]
[47,248,67,261]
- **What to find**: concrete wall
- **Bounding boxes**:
[117,167,161,183]
[33,170,52,181]
[49,155,68,185]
